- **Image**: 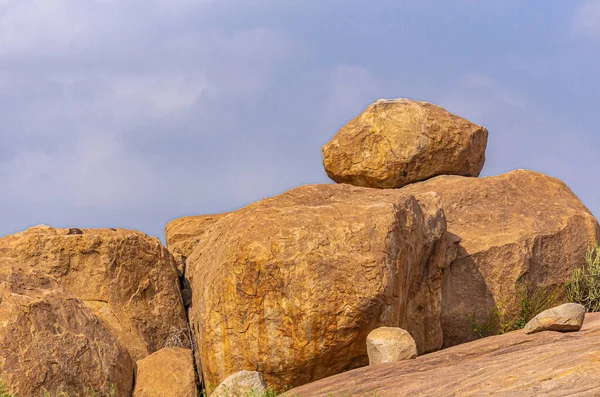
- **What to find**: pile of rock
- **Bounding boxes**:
[1,98,598,396]
[0,227,195,396]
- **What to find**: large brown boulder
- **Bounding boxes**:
[402,170,600,346]
[0,263,133,396]
[133,348,197,397]
[322,98,488,189]
[187,184,454,393]
[0,226,189,361]
[285,313,600,396]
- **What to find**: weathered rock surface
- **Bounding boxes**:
[366,327,417,365]
[166,213,229,261]
[0,263,133,396]
[133,348,197,397]
[188,184,454,392]
[524,303,586,335]
[211,371,267,397]
[322,98,488,189]
[402,170,600,347]
[0,226,189,361]
[286,313,600,396]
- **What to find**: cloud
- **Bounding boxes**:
[323,65,380,130]
[440,74,600,217]
[0,0,303,238]
[2,1,599,241]
[440,74,527,125]
[571,0,600,40]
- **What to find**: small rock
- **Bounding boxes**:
[524,303,586,335]
[133,347,197,397]
[366,327,417,365]
[211,371,267,397]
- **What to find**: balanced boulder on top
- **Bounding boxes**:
[322,98,488,189]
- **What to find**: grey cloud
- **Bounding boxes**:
[1,0,599,241]
[571,0,600,40]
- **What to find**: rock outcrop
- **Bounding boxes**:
[133,348,197,397]
[524,303,586,335]
[0,263,133,396]
[366,327,417,365]
[211,371,267,397]
[322,98,488,189]
[166,213,229,261]
[402,170,600,346]
[286,313,600,396]
[187,184,454,392]
[0,226,189,361]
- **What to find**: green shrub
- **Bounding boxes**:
[0,383,16,397]
[567,242,600,312]
[471,282,565,337]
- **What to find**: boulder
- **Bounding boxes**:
[0,263,133,396]
[322,98,488,189]
[0,226,189,361]
[211,371,267,397]
[401,170,600,346]
[187,184,454,392]
[524,303,586,334]
[133,348,197,397]
[366,327,417,365]
[166,213,230,261]
[285,313,600,396]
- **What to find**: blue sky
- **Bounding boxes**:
[1,0,599,240]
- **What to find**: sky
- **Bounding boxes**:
[1,0,600,241]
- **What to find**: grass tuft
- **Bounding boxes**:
[471,282,565,337]
[567,241,600,312]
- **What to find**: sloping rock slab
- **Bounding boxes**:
[286,313,600,397]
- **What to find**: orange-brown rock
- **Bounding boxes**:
[0,263,133,396]
[322,98,488,189]
[402,170,600,347]
[166,213,229,261]
[187,184,454,393]
[133,348,197,397]
[286,313,600,396]
[0,226,189,361]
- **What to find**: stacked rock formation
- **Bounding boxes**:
[0,226,189,362]
[1,97,598,396]
[0,227,189,396]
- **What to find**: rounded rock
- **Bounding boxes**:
[322,98,488,189]
[366,327,418,365]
